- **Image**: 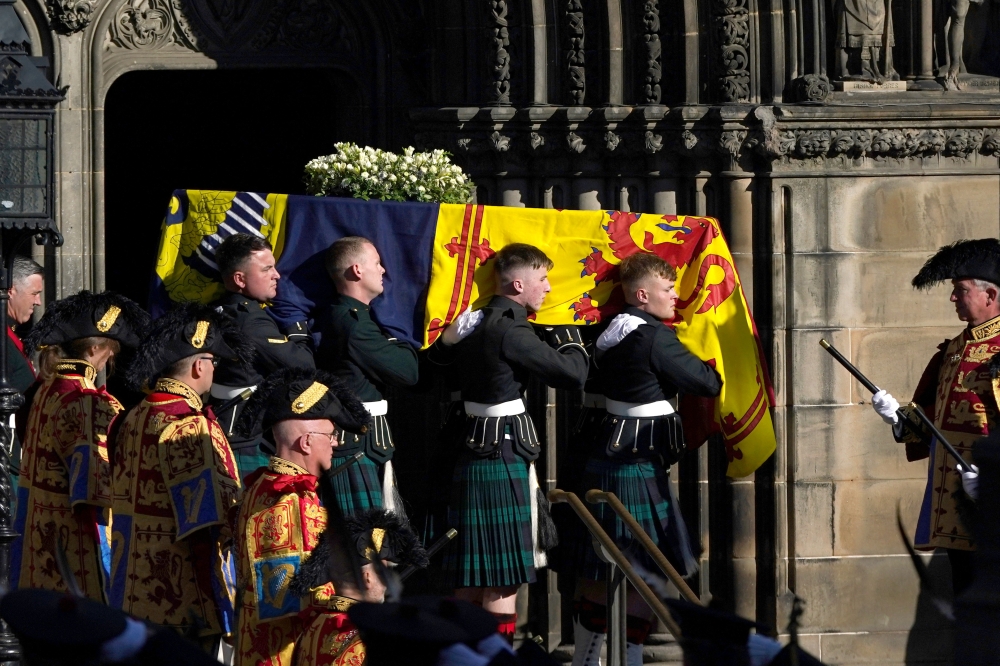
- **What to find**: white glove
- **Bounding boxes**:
[961,463,980,500]
[871,389,899,425]
[441,308,483,346]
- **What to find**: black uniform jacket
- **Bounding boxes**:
[430,295,588,460]
[594,306,721,461]
[444,295,588,402]
[211,290,315,448]
[596,306,721,403]
[315,293,418,402]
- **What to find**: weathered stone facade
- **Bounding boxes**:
[21,0,1000,661]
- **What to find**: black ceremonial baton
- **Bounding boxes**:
[398,528,458,582]
[818,339,971,472]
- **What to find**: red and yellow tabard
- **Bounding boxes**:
[294,595,364,666]
[11,360,121,601]
[108,378,241,636]
[235,457,332,666]
[904,315,1000,550]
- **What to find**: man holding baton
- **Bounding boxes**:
[870,238,1000,594]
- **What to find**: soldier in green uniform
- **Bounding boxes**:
[211,233,315,480]
[316,236,418,517]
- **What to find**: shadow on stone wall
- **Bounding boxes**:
[905,552,954,665]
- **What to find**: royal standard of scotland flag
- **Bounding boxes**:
[151,191,775,477]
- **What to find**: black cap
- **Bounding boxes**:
[291,508,429,595]
[125,301,254,390]
[666,598,758,666]
[349,601,471,666]
[912,238,1000,289]
[238,367,372,436]
[24,290,150,353]
[0,588,127,660]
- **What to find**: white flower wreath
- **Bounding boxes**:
[304,143,475,204]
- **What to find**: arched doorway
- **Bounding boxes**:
[103,67,367,306]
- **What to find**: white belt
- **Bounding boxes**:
[211,384,255,400]
[583,393,606,409]
[606,398,675,417]
[464,398,525,418]
[363,400,389,417]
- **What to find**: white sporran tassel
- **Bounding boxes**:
[529,462,547,568]
[382,459,407,522]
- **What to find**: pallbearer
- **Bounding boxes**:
[870,239,1000,594]
[211,232,316,479]
[429,243,588,641]
[233,368,371,666]
[12,290,148,601]
[110,303,248,651]
[316,236,419,516]
[572,253,720,666]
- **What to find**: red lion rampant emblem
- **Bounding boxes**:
[570,212,737,323]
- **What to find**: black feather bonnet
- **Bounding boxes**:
[237,367,372,438]
[124,301,255,390]
[912,239,1000,289]
[24,290,150,353]
[290,508,429,595]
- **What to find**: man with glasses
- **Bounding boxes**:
[110,303,252,653]
[232,367,371,666]
[212,233,316,480]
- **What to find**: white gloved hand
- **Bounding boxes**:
[441,308,483,346]
[871,389,900,425]
[961,463,980,500]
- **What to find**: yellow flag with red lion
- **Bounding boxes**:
[425,204,775,478]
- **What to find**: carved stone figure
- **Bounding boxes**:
[835,0,898,81]
[935,0,989,90]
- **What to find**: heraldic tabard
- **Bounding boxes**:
[235,457,334,666]
[902,314,1000,550]
[12,361,120,601]
[108,378,241,635]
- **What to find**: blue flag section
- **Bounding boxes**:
[150,191,440,348]
[270,196,440,347]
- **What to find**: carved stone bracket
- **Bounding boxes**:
[791,74,833,103]
[47,0,97,34]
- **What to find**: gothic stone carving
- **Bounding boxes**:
[566,0,585,105]
[642,0,662,104]
[487,1,511,105]
[712,0,751,102]
[834,0,897,81]
[749,126,1000,160]
[47,0,97,34]
[792,74,833,102]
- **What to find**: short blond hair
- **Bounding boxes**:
[619,253,676,293]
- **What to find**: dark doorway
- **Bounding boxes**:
[103,67,367,307]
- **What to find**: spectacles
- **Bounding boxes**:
[197,356,220,367]
[307,432,337,445]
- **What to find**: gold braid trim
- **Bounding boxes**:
[897,404,932,444]
[95,306,121,333]
[55,359,97,384]
[153,377,203,410]
[292,381,328,414]
[190,320,209,348]
[971,314,1000,341]
[363,528,386,562]
[268,457,309,476]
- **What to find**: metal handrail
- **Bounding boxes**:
[547,489,683,640]
[585,489,701,605]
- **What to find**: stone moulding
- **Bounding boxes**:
[411,106,1000,173]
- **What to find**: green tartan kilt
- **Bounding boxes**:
[443,450,537,588]
[327,453,384,516]
[579,456,691,581]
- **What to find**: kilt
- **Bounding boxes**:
[234,447,270,483]
[444,443,536,588]
[579,456,694,581]
[327,453,383,516]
